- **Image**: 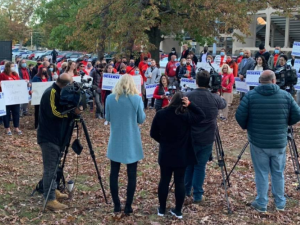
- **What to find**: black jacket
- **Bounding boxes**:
[37,83,70,146]
[254,51,270,62]
[181,49,190,59]
[168,52,178,61]
[178,65,196,79]
[150,103,205,167]
[32,65,39,77]
[185,89,226,145]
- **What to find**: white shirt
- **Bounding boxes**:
[201,53,207,62]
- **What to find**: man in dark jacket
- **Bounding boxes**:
[255,43,270,62]
[90,64,104,119]
[38,73,81,211]
[235,70,300,213]
[168,47,178,61]
[184,71,226,203]
[51,48,58,63]
[181,44,190,59]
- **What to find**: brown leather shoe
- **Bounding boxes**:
[55,190,69,200]
[46,200,68,211]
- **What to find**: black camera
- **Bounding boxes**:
[166,85,177,97]
[198,62,222,93]
[274,65,297,88]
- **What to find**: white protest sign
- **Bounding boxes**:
[293,59,300,72]
[1,80,28,105]
[31,82,55,105]
[235,77,249,93]
[246,70,262,86]
[133,75,141,94]
[0,92,6,116]
[180,78,198,89]
[145,84,158,98]
[102,73,121,90]
[292,42,300,56]
[294,73,300,91]
[0,64,19,75]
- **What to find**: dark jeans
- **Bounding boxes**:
[110,160,138,208]
[95,92,103,116]
[185,143,213,201]
[40,142,61,201]
[34,105,40,129]
[3,104,20,128]
[144,98,155,109]
[158,165,186,212]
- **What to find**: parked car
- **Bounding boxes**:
[56,51,72,62]
[28,52,35,60]
[67,52,84,62]
[20,51,33,59]
[34,51,47,60]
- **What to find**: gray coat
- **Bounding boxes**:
[268,54,281,70]
[145,66,161,85]
[238,57,255,77]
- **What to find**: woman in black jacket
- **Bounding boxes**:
[150,92,205,219]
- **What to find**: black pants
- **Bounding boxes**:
[34,105,40,129]
[3,104,20,128]
[110,160,138,208]
[158,165,186,212]
[144,98,155,109]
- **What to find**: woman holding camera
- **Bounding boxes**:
[105,75,146,215]
[150,92,205,219]
[153,75,169,112]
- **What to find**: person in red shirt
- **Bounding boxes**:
[77,62,88,75]
[219,64,234,121]
[153,75,170,112]
[140,52,151,62]
[219,48,227,67]
[165,55,178,87]
[141,58,151,82]
[138,57,148,81]
[126,59,136,75]
[18,59,31,116]
[236,49,244,65]
[0,61,22,135]
[226,56,238,77]
[38,57,49,69]
[114,57,122,72]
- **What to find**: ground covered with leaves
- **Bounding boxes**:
[0,95,300,225]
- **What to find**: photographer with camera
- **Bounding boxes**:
[38,73,81,211]
[150,92,205,219]
[235,70,300,213]
[153,75,170,112]
[184,71,226,203]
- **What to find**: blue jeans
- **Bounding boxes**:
[250,143,286,209]
[184,144,213,201]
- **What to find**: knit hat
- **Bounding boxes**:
[259,43,265,50]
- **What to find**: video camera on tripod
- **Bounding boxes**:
[274,65,297,88]
[165,85,177,98]
[198,62,222,93]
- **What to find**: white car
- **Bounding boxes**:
[34,51,47,60]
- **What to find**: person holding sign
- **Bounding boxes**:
[153,75,170,112]
[219,64,235,121]
[32,67,51,129]
[0,62,22,135]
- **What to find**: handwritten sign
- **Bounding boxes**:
[180,78,197,89]
[294,73,300,91]
[235,77,249,93]
[246,70,262,86]
[0,64,19,75]
[292,42,300,56]
[102,73,141,94]
[31,82,55,105]
[0,92,6,116]
[145,84,158,98]
[1,80,28,105]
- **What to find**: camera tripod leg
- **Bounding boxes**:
[226,141,249,183]
[287,130,300,190]
[43,119,76,212]
[81,118,108,204]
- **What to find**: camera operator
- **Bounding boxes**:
[184,71,226,203]
[235,70,300,213]
[38,73,81,211]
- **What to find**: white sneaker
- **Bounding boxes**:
[104,121,109,126]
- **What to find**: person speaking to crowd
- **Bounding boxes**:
[105,75,146,215]
[38,73,81,211]
[153,75,170,112]
[235,70,300,213]
[184,71,226,203]
[150,92,205,219]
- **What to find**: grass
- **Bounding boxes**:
[26,60,37,66]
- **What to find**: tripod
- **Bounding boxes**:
[226,126,300,190]
[43,112,108,212]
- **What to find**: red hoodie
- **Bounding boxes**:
[221,73,235,93]
[165,61,178,77]
[21,68,30,80]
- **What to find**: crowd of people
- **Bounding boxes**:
[1,43,300,220]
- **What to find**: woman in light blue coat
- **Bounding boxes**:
[105,74,146,215]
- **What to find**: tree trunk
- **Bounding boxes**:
[146,26,162,65]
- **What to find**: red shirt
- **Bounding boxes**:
[274,54,279,66]
[141,64,150,81]
[138,61,147,76]
[42,78,48,82]
[57,62,62,69]
[126,66,135,75]
[153,86,169,108]
[165,61,178,77]
[221,73,235,93]
[237,56,243,64]
[220,56,226,67]
[21,68,30,80]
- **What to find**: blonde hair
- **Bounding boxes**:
[112,74,139,101]
[220,63,232,74]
